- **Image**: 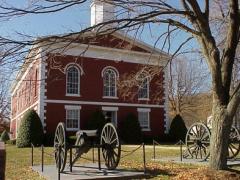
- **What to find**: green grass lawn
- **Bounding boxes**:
[6,144,240,180]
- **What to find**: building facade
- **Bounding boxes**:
[10,0,170,139]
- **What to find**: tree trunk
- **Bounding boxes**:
[209,104,233,170]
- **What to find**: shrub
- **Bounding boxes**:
[86,110,106,134]
[0,130,10,143]
[6,139,16,145]
[16,109,44,147]
[169,114,187,142]
[43,133,55,146]
[119,113,143,144]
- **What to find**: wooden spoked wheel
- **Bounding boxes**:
[185,123,211,160]
[100,123,121,170]
[228,126,240,159]
[54,122,67,172]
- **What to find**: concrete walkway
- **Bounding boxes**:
[32,163,146,180]
[153,157,240,166]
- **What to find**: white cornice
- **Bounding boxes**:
[45,99,164,108]
[47,42,169,66]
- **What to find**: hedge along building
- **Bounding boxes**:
[10,0,170,139]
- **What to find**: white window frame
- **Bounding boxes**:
[102,106,118,127]
[65,105,81,131]
[102,67,119,99]
[66,65,81,97]
[137,108,151,131]
[138,76,150,100]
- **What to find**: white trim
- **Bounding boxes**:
[66,65,81,96]
[163,65,170,133]
[65,105,82,110]
[102,96,118,99]
[101,66,119,78]
[137,108,151,112]
[11,101,39,121]
[66,94,81,97]
[38,49,46,128]
[113,31,170,57]
[102,106,119,111]
[138,98,150,101]
[45,99,164,108]
[64,63,84,75]
[48,42,168,66]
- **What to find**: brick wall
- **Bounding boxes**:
[0,142,6,180]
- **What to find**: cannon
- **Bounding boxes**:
[53,122,121,172]
[185,122,240,160]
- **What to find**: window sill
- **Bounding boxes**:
[138,98,150,101]
[66,94,81,97]
[142,128,151,131]
[66,128,79,131]
[102,96,119,99]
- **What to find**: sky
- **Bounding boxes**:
[0,0,198,53]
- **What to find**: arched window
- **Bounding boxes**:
[138,74,149,99]
[102,68,118,97]
[66,66,80,95]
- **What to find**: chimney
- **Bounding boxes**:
[90,0,115,27]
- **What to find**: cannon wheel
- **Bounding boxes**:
[54,122,67,172]
[185,123,211,160]
[100,123,121,170]
[228,126,240,159]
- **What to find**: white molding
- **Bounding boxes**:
[102,106,119,111]
[138,98,150,101]
[102,96,118,99]
[45,99,164,108]
[48,42,168,66]
[64,63,84,75]
[66,94,81,97]
[101,66,119,78]
[163,65,170,134]
[11,101,39,121]
[65,105,82,110]
[38,49,46,128]
[137,108,151,112]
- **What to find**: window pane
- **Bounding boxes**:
[67,66,79,94]
[138,76,149,98]
[138,112,149,129]
[66,109,79,129]
[103,68,117,97]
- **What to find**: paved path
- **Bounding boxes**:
[153,157,240,166]
[32,163,145,180]
[125,145,185,150]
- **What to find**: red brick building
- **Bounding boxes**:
[10,0,170,139]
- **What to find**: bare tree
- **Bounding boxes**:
[0,69,10,129]
[0,0,239,170]
[168,57,210,118]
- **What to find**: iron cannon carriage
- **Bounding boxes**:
[185,121,240,160]
[53,122,121,172]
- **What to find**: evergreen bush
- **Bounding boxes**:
[119,113,142,144]
[16,109,44,147]
[86,110,106,134]
[169,114,187,142]
[0,130,10,143]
